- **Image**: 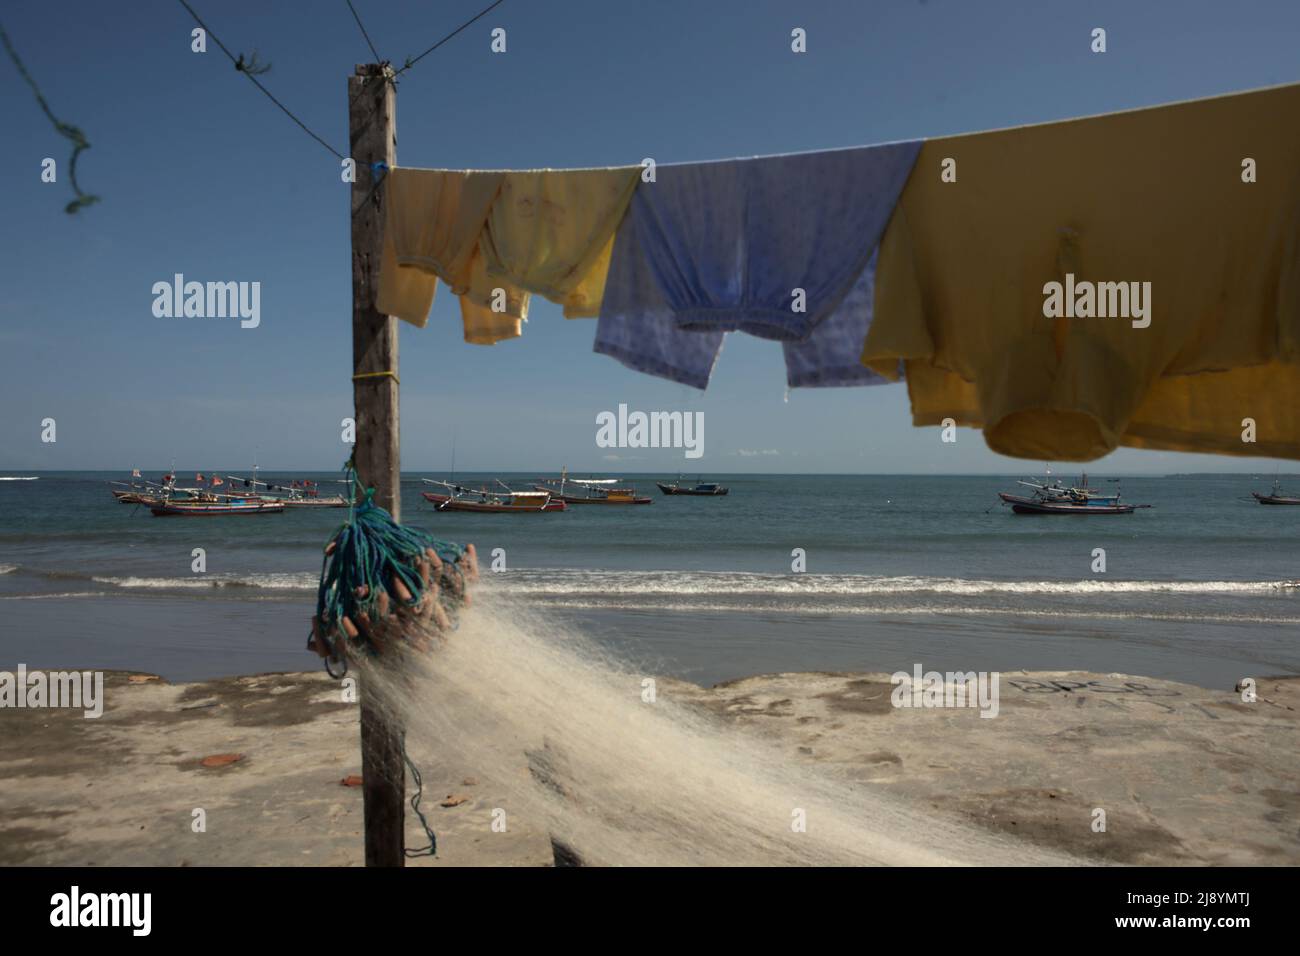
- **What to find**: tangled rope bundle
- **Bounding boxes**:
[310,483,478,673]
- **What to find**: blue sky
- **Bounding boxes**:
[3,0,1299,475]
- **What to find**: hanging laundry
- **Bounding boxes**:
[862,82,1300,461]
[378,165,639,345]
[782,250,901,388]
[594,141,921,389]
[460,244,527,344]
[472,167,640,318]
[376,168,505,331]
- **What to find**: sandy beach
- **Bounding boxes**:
[3,668,1296,867]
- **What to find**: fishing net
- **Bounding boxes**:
[349,596,1082,867]
[310,473,1078,866]
[311,482,476,670]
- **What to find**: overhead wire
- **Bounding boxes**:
[176,0,347,160]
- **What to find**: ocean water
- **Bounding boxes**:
[1,471,1297,687]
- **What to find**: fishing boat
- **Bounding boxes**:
[224,474,349,508]
[150,497,285,517]
[998,473,1146,515]
[999,493,1137,515]
[656,477,729,496]
[111,474,206,504]
[1252,479,1300,505]
[534,469,652,505]
[111,487,153,504]
[422,479,565,513]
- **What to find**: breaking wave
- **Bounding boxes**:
[91,572,318,591]
[497,568,1297,597]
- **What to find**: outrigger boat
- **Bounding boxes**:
[534,469,652,505]
[998,473,1146,515]
[111,473,209,505]
[112,484,161,504]
[111,470,283,515]
[1252,479,1300,505]
[224,474,349,508]
[422,479,566,513]
[150,496,285,517]
[656,476,729,496]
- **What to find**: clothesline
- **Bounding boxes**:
[378,80,1300,463]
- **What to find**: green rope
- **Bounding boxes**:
[315,464,465,658]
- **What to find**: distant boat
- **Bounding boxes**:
[223,473,349,508]
[111,476,205,504]
[422,479,565,513]
[998,473,1146,515]
[112,489,153,504]
[657,477,729,496]
[1252,480,1300,505]
[535,470,652,505]
[150,498,285,517]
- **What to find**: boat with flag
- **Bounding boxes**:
[1252,479,1300,505]
[110,471,213,505]
[998,473,1146,515]
[534,469,652,505]
[223,474,349,508]
[112,470,286,515]
[422,479,565,513]
[657,476,729,496]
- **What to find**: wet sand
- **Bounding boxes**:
[1,669,1296,866]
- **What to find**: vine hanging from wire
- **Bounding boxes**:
[0,22,100,214]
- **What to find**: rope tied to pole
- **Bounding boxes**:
[352,370,400,385]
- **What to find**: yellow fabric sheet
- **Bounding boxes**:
[378,165,638,344]
[863,82,1300,461]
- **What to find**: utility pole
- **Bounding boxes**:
[348,63,404,866]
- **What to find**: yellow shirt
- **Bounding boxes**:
[376,168,506,332]
[474,167,640,319]
[863,82,1300,461]
[378,166,638,344]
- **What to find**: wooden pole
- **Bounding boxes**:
[349,63,404,867]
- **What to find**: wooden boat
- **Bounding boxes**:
[999,473,1146,515]
[998,493,1136,515]
[1252,480,1300,505]
[534,470,652,505]
[278,495,350,508]
[150,497,285,517]
[657,478,729,496]
[111,478,206,504]
[1016,474,1121,505]
[422,480,565,513]
[224,474,350,508]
